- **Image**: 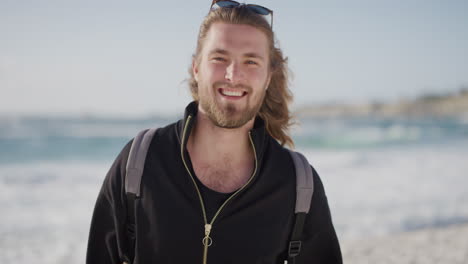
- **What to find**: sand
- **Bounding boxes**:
[341,223,468,264]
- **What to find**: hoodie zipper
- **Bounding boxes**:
[180,115,259,264]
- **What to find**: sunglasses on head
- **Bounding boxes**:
[210,0,274,28]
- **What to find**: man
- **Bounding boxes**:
[87,1,342,263]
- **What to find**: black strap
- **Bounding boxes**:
[285,150,315,263]
[287,212,307,264]
[124,192,137,263]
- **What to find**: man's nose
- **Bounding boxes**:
[224,62,244,83]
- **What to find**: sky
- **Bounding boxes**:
[1,0,467,116]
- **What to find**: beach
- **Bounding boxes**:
[1,115,468,263]
[342,223,468,264]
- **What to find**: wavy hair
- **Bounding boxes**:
[188,6,295,147]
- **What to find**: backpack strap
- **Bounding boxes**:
[123,128,158,264]
[286,150,315,264]
[126,128,158,197]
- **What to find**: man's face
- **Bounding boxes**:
[193,22,271,129]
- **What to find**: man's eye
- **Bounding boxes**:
[213,57,226,62]
[246,60,258,65]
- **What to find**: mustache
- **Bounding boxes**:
[213,81,252,92]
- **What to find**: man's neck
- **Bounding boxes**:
[188,110,254,161]
[186,109,256,193]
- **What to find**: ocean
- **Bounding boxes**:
[1,114,468,263]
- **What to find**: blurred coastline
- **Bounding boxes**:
[296,88,468,119]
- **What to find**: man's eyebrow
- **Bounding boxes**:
[244,52,265,61]
[208,49,266,61]
[208,49,229,55]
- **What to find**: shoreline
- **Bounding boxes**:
[341,222,468,263]
[296,90,468,119]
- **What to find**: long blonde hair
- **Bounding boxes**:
[188,6,295,147]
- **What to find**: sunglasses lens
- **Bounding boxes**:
[210,1,273,28]
[214,1,239,8]
[247,5,270,15]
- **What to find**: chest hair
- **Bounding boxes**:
[192,155,254,193]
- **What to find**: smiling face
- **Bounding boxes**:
[193,22,271,129]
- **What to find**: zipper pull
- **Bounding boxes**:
[202,224,213,246]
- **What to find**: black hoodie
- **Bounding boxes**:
[86,102,342,264]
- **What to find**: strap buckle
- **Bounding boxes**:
[288,240,302,257]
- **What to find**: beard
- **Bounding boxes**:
[198,81,266,129]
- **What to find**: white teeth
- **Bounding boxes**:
[220,89,243,97]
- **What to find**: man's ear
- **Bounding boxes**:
[192,59,199,82]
